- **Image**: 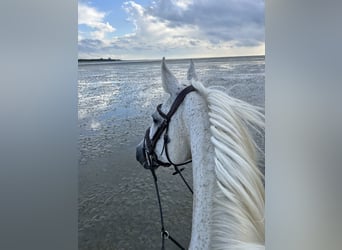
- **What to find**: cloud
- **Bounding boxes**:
[122,1,199,48]
[78,0,264,59]
[147,0,264,45]
[78,2,116,41]
[78,39,104,52]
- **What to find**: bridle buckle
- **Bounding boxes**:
[161,230,169,239]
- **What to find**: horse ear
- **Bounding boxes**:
[187,59,198,81]
[161,57,180,96]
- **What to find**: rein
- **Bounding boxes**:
[142,85,195,249]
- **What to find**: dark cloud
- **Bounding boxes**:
[189,39,199,46]
[148,0,264,46]
[78,39,104,52]
[78,39,123,55]
[235,39,262,47]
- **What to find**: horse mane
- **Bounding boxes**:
[190,80,265,250]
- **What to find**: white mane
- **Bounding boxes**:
[190,79,265,249]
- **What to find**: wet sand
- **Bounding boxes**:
[79,57,265,249]
[79,146,194,249]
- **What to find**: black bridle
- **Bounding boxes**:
[139,85,195,250]
[142,85,195,171]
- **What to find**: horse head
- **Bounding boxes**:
[136,58,197,170]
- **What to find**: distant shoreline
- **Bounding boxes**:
[78,58,122,62]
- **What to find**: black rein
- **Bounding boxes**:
[142,85,195,250]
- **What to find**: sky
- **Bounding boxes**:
[78,0,265,60]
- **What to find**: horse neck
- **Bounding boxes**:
[184,92,216,250]
[184,89,265,250]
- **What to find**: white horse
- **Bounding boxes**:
[136,58,265,250]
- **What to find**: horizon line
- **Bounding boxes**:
[78,54,265,62]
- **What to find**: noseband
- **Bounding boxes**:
[142,85,195,170]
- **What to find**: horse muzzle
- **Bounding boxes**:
[136,141,148,168]
[136,137,165,169]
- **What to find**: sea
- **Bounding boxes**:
[78,56,265,249]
